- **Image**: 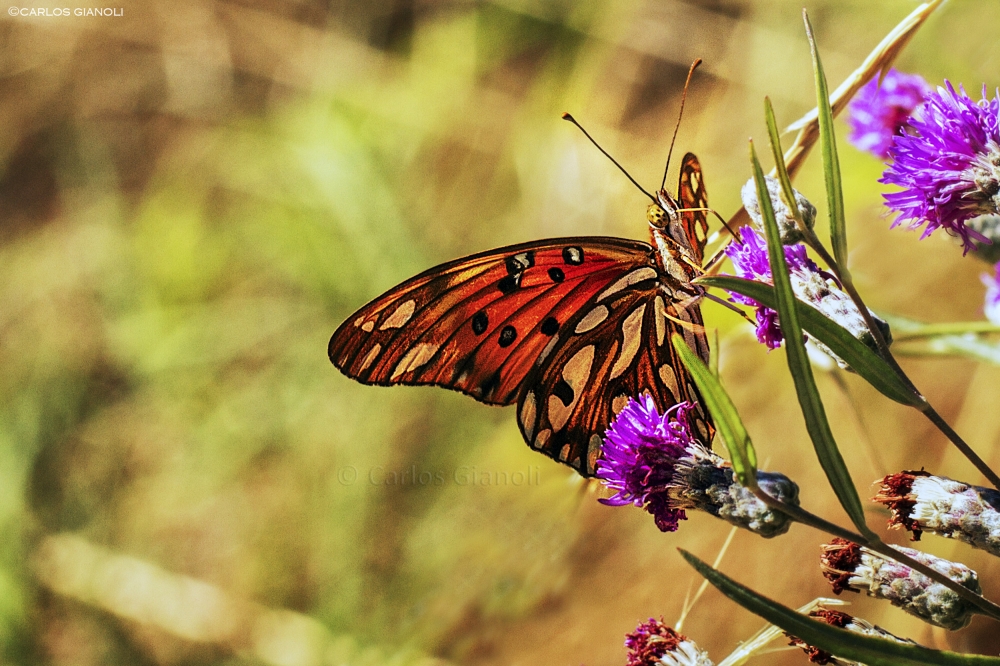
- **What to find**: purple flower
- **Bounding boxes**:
[984,263,1000,324]
[624,618,712,666]
[596,395,694,531]
[596,395,797,537]
[848,69,931,158]
[725,226,819,349]
[881,82,1000,253]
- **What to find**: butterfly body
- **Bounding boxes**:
[329,153,714,477]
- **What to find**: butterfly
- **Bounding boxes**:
[328,149,716,477]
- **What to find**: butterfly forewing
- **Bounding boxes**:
[328,237,656,405]
[516,277,712,475]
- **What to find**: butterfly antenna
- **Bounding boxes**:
[661,58,703,191]
[562,113,656,203]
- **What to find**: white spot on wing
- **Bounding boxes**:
[597,267,657,301]
[359,343,381,372]
[612,394,629,415]
[696,418,709,441]
[534,429,551,450]
[354,316,365,328]
[362,320,375,332]
[563,345,595,393]
[520,391,537,440]
[380,300,416,330]
[609,304,646,380]
[390,343,439,379]
[587,434,602,474]
[659,364,678,398]
[575,305,609,333]
[538,334,559,366]
[548,345,595,431]
[559,444,571,462]
[654,296,667,346]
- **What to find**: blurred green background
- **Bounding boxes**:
[3,1,1000,664]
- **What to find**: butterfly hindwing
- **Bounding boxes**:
[677,152,709,265]
[516,272,712,476]
[328,237,656,406]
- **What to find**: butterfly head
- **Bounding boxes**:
[646,189,680,230]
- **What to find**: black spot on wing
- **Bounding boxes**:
[498,325,517,347]
[498,274,521,294]
[562,246,584,265]
[540,317,559,335]
[548,267,565,283]
[552,380,574,407]
[505,251,535,275]
[472,311,488,335]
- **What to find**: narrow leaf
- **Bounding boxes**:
[764,97,804,229]
[680,550,1000,666]
[749,142,874,539]
[672,333,757,486]
[804,10,850,274]
[699,276,923,407]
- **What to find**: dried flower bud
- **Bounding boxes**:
[820,538,980,630]
[787,608,913,665]
[741,176,816,245]
[874,471,1000,556]
[598,396,798,537]
[625,617,714,666]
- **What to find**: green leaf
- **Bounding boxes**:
[680,550,1000,666]
[749,142,874,539]
[804,10,849,274]
[671,333,757,487]
[698,276,923,407]
[764,97,804,229]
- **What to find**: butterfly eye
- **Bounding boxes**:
[646,203,666,227]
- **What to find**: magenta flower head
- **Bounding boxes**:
[881,82,1000,253]
[596,394,797,537]
[848,69,931,159]
[625,618,713,666]
[983,262,1000,324]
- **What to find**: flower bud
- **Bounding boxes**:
[741,176,816,245]
[874,471,1000,556]
[820,538,980,630]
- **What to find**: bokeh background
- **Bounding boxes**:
[3,0,1000,664]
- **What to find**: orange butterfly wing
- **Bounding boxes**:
[516,276,711,475]
[329,237,712,477]
[328,237,656,405]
